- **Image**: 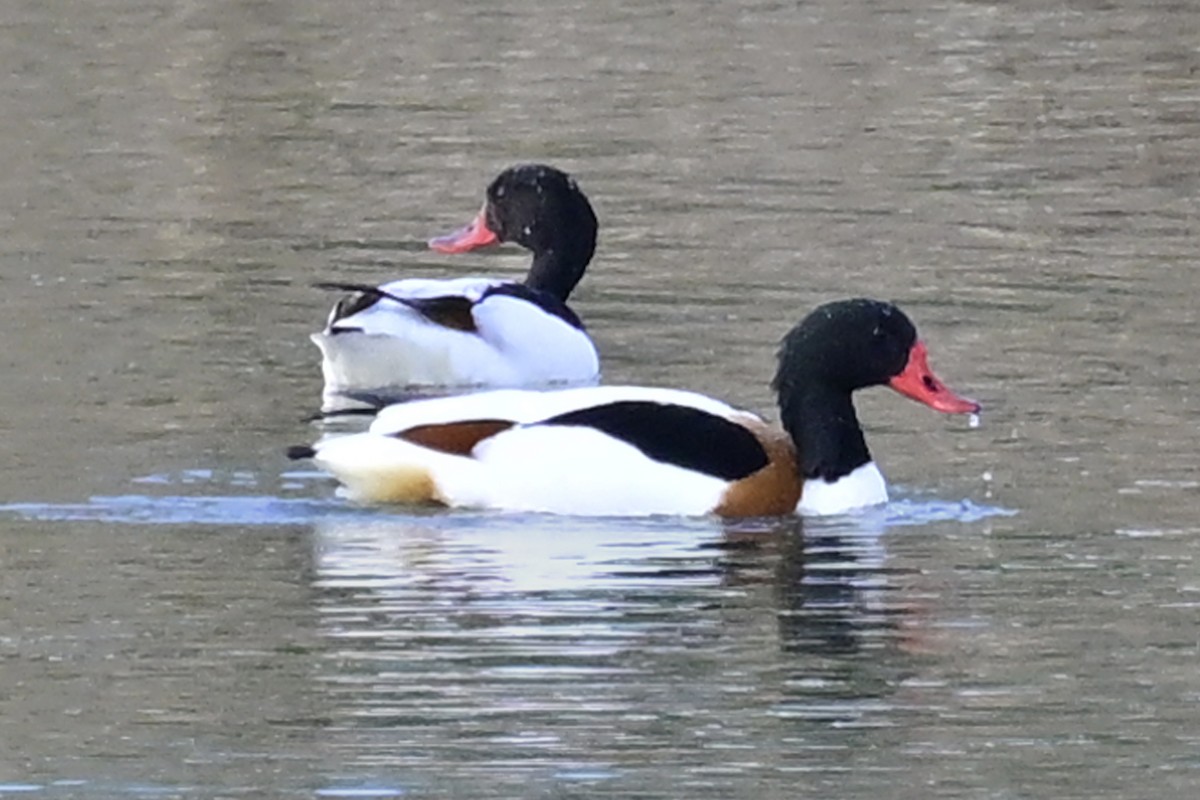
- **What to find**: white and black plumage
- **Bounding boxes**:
[290,299,980,518]
[312,164,600,402]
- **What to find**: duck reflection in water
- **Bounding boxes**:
[307,511,926,663]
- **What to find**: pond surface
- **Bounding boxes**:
[1,0,1199,797]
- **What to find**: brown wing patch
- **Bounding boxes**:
[713,418,803,518]
[315,283,479,332]
[410,296,478,332]
[395,419,515,456]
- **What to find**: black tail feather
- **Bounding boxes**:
[313,281,410,306]
[337,390,396,407]
[314,280,380,294]
[286,445,317,460]
[306,406,382,422]
[314,281,422,324]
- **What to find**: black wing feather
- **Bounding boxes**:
[316,281,477,332]
[541,401,767,481]
[317,281,583,332]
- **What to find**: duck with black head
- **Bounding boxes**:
[311,164,600,404]
[290,299,980,518]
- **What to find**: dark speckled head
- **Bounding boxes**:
[773,298,977,480]
[484,165,597,255]
[430,164,598,301]
[775,298,917,394]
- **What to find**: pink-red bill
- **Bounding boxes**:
[889,341,980,415]
[428,206,499,254]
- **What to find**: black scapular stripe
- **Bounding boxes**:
[317,281,585,332]
[317,282,477,332]
[541,401,768,480]
[315,282,389,324]
[402,295,478,332]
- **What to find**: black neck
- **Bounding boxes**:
[525,240,592,301]
[778,385,872,481]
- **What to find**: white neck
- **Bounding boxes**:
[796,462,888,516]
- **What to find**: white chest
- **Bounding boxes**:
[796,462,888,516]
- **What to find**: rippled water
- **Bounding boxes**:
[2,0,1199,797]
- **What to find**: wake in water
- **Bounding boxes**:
[0,469,1014,528]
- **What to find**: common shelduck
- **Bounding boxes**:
[311,164,600,404]
[289,299,980,518]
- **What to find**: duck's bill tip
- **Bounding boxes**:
[428,207,499,253]
[888,341,981,415]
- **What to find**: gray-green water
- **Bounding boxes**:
[2,1,1199,797]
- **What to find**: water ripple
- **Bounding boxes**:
[0,492,1013,528]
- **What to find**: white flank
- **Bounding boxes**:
[307,385,763,516]
[313,278,599,394]
[436,425,729,516]
[795,462,888,516]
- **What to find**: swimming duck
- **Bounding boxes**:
[290,299,980,517]
[311,164,600,401]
